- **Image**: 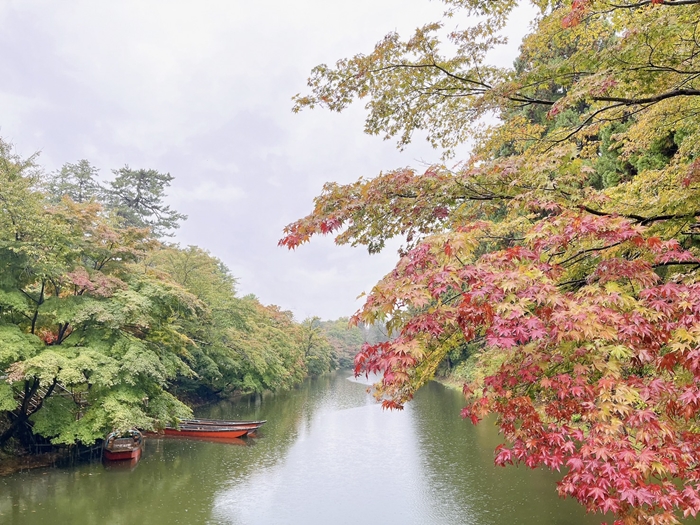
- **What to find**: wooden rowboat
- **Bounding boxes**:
[180,418,266,428]
[163,425,249,439]
[163,419,266,439]
[180,418,266,433]
[103,429,143,461]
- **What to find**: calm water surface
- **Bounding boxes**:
[0,372,627,524]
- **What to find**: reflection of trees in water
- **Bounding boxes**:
[202,370,367,451]
[410,382,601,525]
[203,373,332,459]
[1,457,207,525]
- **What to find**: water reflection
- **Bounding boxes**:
[212,402,427,524]
[1,371,688,524]
[210,375,597,525]
[410,381,598,525]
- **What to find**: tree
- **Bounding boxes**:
[144,247,326,398]
[0,143,195,446]
[317,317,387,368]
[1,141,331,450]
[44,160,102,203]
[223,297,309,392]
[146,245,251,397]
[282,1,700,523]
[318,317,366,368]
[298,317,336,376]
[44,162,187,238]
[107,166,186,237]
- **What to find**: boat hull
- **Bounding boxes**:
[163,427,249,439]
[103,446,142,461]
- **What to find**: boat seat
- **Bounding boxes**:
[111,438,136,450]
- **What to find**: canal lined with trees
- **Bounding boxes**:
[1,372,616,524]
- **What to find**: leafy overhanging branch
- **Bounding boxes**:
[283,0,700,522]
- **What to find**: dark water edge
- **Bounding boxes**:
[0,441,103,476]
[0,371,695,525]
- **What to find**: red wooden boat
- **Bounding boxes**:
[163,419,266,439]
[103,429,143,461]
[181,418,265,430]
[164,425,248,439]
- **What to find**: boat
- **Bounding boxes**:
[103,429,143,462]
[163,424,249,439]
[179,417,265,425]
[163,419,266,439]
[181,418,266,430]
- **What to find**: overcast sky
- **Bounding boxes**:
[0,0,535,321]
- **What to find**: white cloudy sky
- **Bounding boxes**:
[0,0,535,320]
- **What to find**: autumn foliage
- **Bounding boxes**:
[283,0,700,523]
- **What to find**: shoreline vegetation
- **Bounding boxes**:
[0,142,354,461]
[0,143,393,472]
[0,368,468,477]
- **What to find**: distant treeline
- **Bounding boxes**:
[316,318,388,369]
[0,140,367,450]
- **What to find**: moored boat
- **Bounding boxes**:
[180,418,266,427]
[103,429,143,461]
[181,418,266,432]
[163,419,266,439]
[163,425,249,439]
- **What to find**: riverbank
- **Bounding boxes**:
[433,374,466,393]
[0,449,65,476]
[0,438,105,476]
[0,387,261,477]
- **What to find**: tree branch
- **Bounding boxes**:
[608,0,700,7]
[594,88,700,106]
[579,205,700,225]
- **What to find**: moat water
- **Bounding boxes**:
[0,371,622,524]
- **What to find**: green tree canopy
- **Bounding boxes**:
[0,143,195,445]
[298,317,337,376]
[0,140,329,449]
[44,160,102,204]
[106,166,186,237]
